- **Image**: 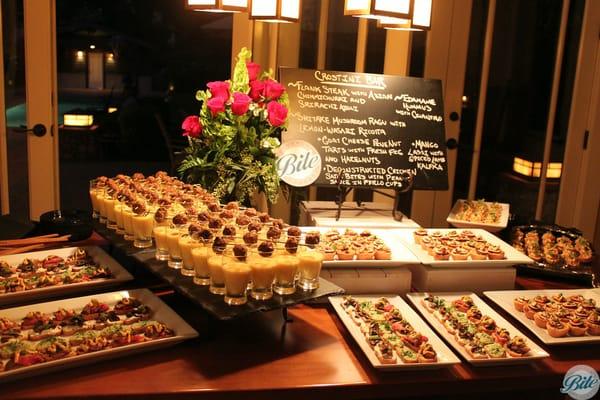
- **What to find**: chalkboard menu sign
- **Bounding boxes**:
[277,67,449,190]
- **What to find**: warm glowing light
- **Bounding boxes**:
[76,51,85,62]
[186,0,248,12]
[376,0,432,30]
[64,114,94,127]
[513,157,562,179]
[345,0,411,19]
[106,53,115,63]
[89,44,96,50]
[249,0,301,23]
[108,107,118,113]
[462,95,468,102]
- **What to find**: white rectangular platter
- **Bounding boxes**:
[0,246,134,306]
[406,292,549,366]
[329,295,460,370]
[484,289,600,345]
[0,288,198,382]
[396,228,533,268]
[446,200,510,233]
[301,227,420,268]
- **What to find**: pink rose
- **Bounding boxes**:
[267,101,288,127]
[207,81,230,100]
[181,115,202,138]
[263,79,285,100]
[246,62,261,81]
[249,80,265,101]
[207,97,226,117]
[231,92,252,115]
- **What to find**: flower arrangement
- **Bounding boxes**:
[178,47,288,204]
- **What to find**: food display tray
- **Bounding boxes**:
[509,225,597,286]
[0,289,198,382]
[446,200,510,233]
[484,289,600,345]
[397,229,533,268]
[0,246,133,306]
[329,296,460,370]
[133,251,344,320]
[407,292,549,366]
[302,227,420,268]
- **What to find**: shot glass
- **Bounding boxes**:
[122,206,135,241]
[89,179,100,219]
[114,202,126,235]
[104,195,117,230]
[153,225,170,261]
[297,247,324,291]
[191,245,212,285]
[132,210,154,248]
[248,253,275,300]
[166,226,184,269]
[223,259,251,306]
[179,234,201,277]
[208,254,225,295]
[273,255,299,295]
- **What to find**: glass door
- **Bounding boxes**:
[0,0,58,222]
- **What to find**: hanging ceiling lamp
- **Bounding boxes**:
[248,0,301,23]
[344,0,411,20]
[377,0,432,30]
[186,0,248,13]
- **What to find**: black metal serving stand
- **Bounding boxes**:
[94,221,344,321]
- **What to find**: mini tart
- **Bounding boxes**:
[523,301,544,320]
[413,229,429,245]
[320,246,336,261]
[433,246,450,261]
[487,246,505,260]
[470,247,488,260]
[568,316,587,336]
[336,249,355,261]
[546,317,570,338]
[356,247,374,260]
[417,343,437,363]
[585,312,600,335]
[450,247,469,261]
[533,311,550,329]
[374,246,392,260]
[513,297,529,312]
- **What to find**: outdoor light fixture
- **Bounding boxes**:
[344,0,411,20]
[106,53,115,64]
[248,0,301,23]
[89,44,96,50]
[186,0,248,12]
[513,157,562,179]
[64,113,94,127]
[377,0,432,30]
[108,107,118,113]
[76,51,85,62]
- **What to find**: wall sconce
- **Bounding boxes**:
[249,0,301,23]
[64,113,94,127]
[344,0,411,20]
[108,107,118,113]
[376,0,432,30]
[106,53,115,64]
[186,0,248,12]
[76,50,85,62]
[513,157,562,179]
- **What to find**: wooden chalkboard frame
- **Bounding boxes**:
[278,67,449,191]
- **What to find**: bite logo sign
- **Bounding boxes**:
[561,365,599,400]
[276,140,322,187]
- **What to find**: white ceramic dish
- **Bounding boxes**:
[329,295,460,370]
[0,288,198,382]
[446,200,510,233]
[406,292,549,366]
[484,289,600,345]
[0,246,134,306]
[301,227,420,268]
[396,228,533,268]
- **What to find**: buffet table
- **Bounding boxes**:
[1,274,598,399]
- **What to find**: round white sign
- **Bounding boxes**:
[276,140,322,187]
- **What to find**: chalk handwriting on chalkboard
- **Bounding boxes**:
[279,68,449,190]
